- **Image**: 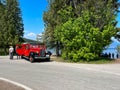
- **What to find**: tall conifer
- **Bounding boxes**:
[5,0,24,45]
[0,0,24,54]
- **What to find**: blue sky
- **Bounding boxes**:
[19,0,48,40]
[19,0,120,41]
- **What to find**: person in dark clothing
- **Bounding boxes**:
[112,53,114,59]
[116,53,119,59]
[15,46,21,59]
[105,52,108,58]
[108,52,111,59]
[47,51,52,56]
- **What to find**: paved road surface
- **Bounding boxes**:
[0,56,120,90]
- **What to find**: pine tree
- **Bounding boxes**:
[5,0,24,45]
[0,0,5,46]
[0,0,24,54]
[43,0,64,56]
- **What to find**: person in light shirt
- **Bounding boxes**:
[9,46,14,59]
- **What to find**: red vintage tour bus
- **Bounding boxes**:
[16,42,50,63]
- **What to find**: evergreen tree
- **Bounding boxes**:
[43,0,65,56]
[5,0,24,45]
[0,0,24,54]
[44,0,120,61]
[0,0,5,46]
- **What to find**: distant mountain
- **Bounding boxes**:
[23,38,37,43]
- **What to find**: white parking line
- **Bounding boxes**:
[0,77,33,90]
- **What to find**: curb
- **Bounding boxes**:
[0,77,33,90]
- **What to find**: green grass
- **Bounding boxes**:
[51,56,115,64]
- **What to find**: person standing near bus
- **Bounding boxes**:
[9,46,14,59]
[15,45,21,59]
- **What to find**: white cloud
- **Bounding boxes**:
[26,32,36,37]
[23,29,44,40]
[24,32,36,40]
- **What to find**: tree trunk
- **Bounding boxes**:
[56,41,60,56]
[4,45,7,55]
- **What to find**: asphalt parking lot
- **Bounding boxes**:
[0,56,120,90]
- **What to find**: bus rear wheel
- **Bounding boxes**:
[29,56,34,63]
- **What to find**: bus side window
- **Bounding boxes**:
[26,45,29,50]
[18,45,21,48]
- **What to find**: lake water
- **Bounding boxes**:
[47,47,119,59]
[47,40,120,59]
[103,48,118,59]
